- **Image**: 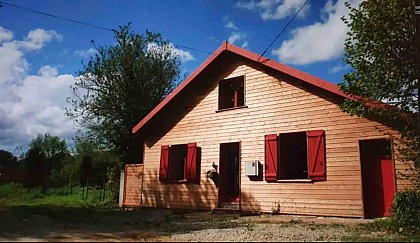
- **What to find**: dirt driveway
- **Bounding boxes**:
[0,207,416,242]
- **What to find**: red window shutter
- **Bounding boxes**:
[186,143,199,183]
[159,145,170,182]
[265,134,278,182]
[307,130,326,181]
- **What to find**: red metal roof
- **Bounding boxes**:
[132,41,351,134]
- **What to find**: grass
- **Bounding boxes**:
[0,182,113,208]
[0,183,419,242]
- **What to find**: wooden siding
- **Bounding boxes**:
[141,60,412,217]
[123,164,143,207]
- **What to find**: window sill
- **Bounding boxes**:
[276,179,313,183]
[216,105,248,113]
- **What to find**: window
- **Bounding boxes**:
[265,130,326,182]
[169,144,187,181]
[218,76,245,110]
[279,132,308,179]
[159,143,201,183]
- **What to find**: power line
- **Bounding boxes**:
[0,1,114,32]
[0,1,215,55]
[175,44,213,55]
[258,0,310,61]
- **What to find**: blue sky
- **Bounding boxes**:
[0,0,361,152]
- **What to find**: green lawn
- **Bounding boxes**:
[0,182,112,208]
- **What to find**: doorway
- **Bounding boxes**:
[219,142,240,203]
[360,139,395,218]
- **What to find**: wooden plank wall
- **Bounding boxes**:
[141,60,412,217]
[123,164,143,207]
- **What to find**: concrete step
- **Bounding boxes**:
[218,202,239,210]
[212,207,240,214]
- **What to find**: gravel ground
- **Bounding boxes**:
[169,222,352,242]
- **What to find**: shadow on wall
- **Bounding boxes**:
[141,169,263,213]
[141,169,218,210]
[240,191,261,213]
[143,55,244,148]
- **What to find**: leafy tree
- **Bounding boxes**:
[339,1,419,187]
[67,23,181,163]
[73,134,122,187]
[0,150,17,168]
[24,146,47,189]
[26,134,69,188]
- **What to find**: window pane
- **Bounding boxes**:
[218,76,244,109]
[169,144,187,181]
[279,132,308,179]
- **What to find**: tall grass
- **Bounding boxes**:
[0,182,115,208]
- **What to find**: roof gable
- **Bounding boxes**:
[132,41,350,134]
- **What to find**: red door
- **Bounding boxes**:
[360,139,395,218]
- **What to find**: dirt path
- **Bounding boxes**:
[0,208,415,242]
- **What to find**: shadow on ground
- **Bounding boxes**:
[0,206,244,241]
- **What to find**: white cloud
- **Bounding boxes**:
[224,19,249,49]
[237,0,310,20]
[0,26,13,43]
[328,63,350,74]
[19,29,62,51]
[236,0,256,10]
[74,48,98,58]
[0,26,76,151]
[225,20,238,30]
[37,65,58,77]
[147,43,195,63]
[272,0,362,65]
[228,31,248,48]
[241,41,249,48]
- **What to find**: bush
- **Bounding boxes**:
[390,190,420,233]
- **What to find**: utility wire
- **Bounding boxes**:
[175,44,213,55]
[0,1,114,32]
[0,1,214,55]
[258,0,310,61]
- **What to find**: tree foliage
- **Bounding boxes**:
[339,1,419,187]
[67,23,181,161]
[0,150,17,168]
[25,134,69,188]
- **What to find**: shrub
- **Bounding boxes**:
[390,190,420,233]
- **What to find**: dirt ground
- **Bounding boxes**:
[0,207,415,242]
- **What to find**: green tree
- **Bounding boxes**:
[339,1,419,187]
[27,134,69,188]
[67,23,181,163]
[0,150,17,168]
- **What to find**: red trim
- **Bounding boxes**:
[132,42,351,134]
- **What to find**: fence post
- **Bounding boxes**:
[119,170,125,207]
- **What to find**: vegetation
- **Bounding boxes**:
[67,23,181,163]
[0,150,18,168]
[389,190,420,233]
[0,183,113,208]
[339,0,419,178]
[339,0,420,231]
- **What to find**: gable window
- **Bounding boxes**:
[265,130,326,182]
[159,143,201,183]
[218,76,245,110]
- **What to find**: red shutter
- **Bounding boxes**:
[186,143,199,183]
[159,145,170,182]
[265,134,278,182]
[307,130,326,181]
